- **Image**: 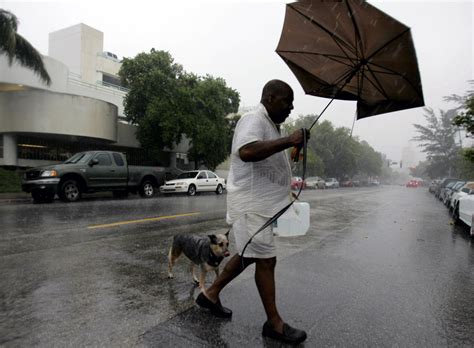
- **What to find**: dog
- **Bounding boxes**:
[167,232,230,289]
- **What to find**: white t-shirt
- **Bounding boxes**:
[226,103,292,224]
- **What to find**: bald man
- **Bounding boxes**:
[196,80,308,345]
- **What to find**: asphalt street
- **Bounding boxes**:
[1,186,473,347]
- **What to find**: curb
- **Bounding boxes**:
[0,198,31,205]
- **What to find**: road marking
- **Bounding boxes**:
[88,212,200,230]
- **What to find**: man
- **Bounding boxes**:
[196,79,308,345]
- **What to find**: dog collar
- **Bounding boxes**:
[208,250,223,267]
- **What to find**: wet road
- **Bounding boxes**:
[1,187,473,346]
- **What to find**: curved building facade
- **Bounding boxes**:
[0,23,189,169]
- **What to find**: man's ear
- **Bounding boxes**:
[208,234,217,244]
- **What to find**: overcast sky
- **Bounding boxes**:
[2,0,473,163]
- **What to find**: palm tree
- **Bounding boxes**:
[0,9,51,85]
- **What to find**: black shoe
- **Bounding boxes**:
[195,293,232,318]
[262,321,307,345]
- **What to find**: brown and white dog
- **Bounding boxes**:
[167,232,230,289]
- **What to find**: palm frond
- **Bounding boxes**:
[14,33,51,85]
[0,9,18,63]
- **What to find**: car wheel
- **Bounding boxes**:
[139,180,155,198]
[215,184,223,195]
[187,184,196,196]
[453,205,461,225]
[31,190,54,203]
[59,179,82,202]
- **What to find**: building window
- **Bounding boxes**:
[102,73,122,87]
[16,136,169,167]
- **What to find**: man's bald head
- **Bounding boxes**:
[261,80,293,102]
[260,80,294,125]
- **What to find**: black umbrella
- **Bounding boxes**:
[276,0,424,121]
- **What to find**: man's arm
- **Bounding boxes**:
[239,129,307,162]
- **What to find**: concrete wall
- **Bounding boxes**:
[96,56,121,77]
[49,25,82,76]
[0,56,68,92]
[49,23,105,84]
[0,89,118,142]
[80,24,104,84]
[116,122,140,148]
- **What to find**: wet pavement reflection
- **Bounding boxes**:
[1,187,473,346]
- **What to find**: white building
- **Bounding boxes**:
[401,145,417,172]
[0,23,189,169]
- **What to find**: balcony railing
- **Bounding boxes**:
[67,72,130,96]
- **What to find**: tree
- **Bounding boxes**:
[119,49,240,170]
[409,161,429,179]
[412,108,461,178]
[355,140,383,178]
[0,9,50,85]
[186,75,240,169]
[452,96,474,135]
[444,83,474,163]
[284,115,383,180]
[444,81,474,136]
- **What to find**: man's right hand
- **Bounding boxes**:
[288,128,310,147]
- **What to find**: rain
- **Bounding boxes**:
[1,0,473,346]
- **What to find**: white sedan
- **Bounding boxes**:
[456,193,474,236]
[159,170,226,196]
[450,182,474,212]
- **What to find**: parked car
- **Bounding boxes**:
[429,179,441,193]
[435,178,459,199]
[406,180,419,188]
[368,179,380,186]
[305,176,325,189]
[456,194,474,236]
[352,180,361,187]
[439,180,462,203]
[325,178,339,189]
[450,182,474,213]
[291,176,306,190]
[21,151,166,203]
[340,180,353,187]
[443,181,466,206]
[160,170,226,196]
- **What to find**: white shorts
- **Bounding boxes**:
[232,213,276,259]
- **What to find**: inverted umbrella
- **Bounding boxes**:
[241,0,425,259]
[276,0,424,121]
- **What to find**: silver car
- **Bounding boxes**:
[305,176,325,189]
[325,178,339,189]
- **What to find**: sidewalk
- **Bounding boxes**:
[0,191,114,205]
[0,192,31,205]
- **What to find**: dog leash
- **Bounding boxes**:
[239,128,308,269]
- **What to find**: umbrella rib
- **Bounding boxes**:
[368,62,424,100]
[364,65,390,99]
[366,28,411,62]
[284,54,356,98]
[345,0,364,60]
[278,50,357,68]
[290,4,357,63]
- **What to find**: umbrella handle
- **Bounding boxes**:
[291,146,303,163]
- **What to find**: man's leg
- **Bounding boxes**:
[204,253,255,303]
[255,257,284,333]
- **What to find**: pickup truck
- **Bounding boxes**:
[22,151,168,203]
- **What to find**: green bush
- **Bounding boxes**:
[0,168,22,193]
